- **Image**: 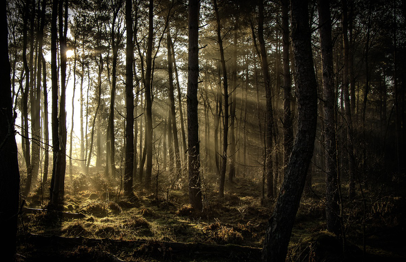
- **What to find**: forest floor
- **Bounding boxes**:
[15,167,406,261]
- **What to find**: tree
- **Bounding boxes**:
[262,0,318,260]
[213,0,229,198]
[144,0,154,189]
[0,2,20,260]
[281,0,293,169]
[318,0,341,236]
[258,0,274,199]
[342,0,356,199]
[187,0,202,212]
[107,0,124,178]
[167,31,182,179]
[124,0,134,198]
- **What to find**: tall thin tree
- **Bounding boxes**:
[262,0,318,260]
[187,0,203,212]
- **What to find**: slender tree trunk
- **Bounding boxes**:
[281,0,293,171]
[124,0,134,197]
[213,0,229,198]
[52,0,68,205]
[170,37,187,163]
[42,55,49,184]
[258,0,274,198]
[69,36,77,180]
[50,0,60,207]
[229,27,238,183]
[167,31,182,179]
[22,0,31,190]
[107,6,121,178]
[262,0,318,260]
[144,0,154,189]
[187,0,202,212]
[342,0,355,200]
[0,3,20,258]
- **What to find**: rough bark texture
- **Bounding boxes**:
[145,0,154,189]
[187,0,203,212]
[281,0,293,169]
[261,0,318,260]
[318,0,341,236]
[124,0,134,197]
[0,3,20,259]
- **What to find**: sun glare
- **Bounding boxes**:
[66,49,74,58]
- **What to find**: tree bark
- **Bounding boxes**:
[187,0,203,212]
[342,0,356,200]
[50,0,60,207]
[144,0,154,189]
[124,0,134,197]
[281,0,293,171]
[258,0,274,199]
[167,31,182,179]
[213,0,229,198]
[318,0,341,236]
[262,0,318,260]
[0,3,20,259]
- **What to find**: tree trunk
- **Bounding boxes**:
[342,0,356,200]
[213,0,229,198]
[281,0,293,171]
[42,54,49,184]
[107,5,122,178]
[262,0,318,260]
[168,35,187,163]
[69,36,77,180]
[229,27,238,183]
[318,0,341,236]
[50,0,60,207]
[0,3,20,259]
[144,0,154,189]
[187,0,202,212]
[51,0,68,206]
[258,0,274,199]
[124,0,134,198]
[22,0,31,193]
[167,31,182,179]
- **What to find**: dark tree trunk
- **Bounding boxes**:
[169,36,187,163]
[145,0,154,189]
[281,0,293,170]
[262,0,318,260]
[22,0,31,191]
[342,0,356,200]
[258,0,274,199]
[0,3,20,259]
[187,0,203,212]
[213,0,229,198]
[124,0,134,197]
[51,0,68,206]
[318,0,341,236]
[107,4,122,178]
[42,54,49,184]
[50,0,60,207]
[167,31,182,179]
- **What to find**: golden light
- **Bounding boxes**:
[66,49,75,58]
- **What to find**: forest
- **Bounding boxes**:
[0,0,405,261]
